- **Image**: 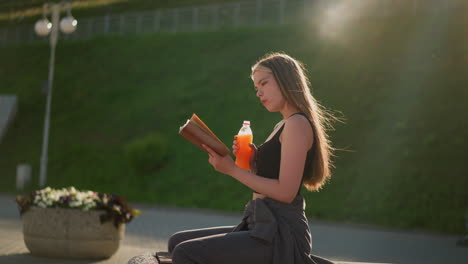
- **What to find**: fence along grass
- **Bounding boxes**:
[1,0,442,45]
[0,0,309,45]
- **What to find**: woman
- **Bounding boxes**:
[167,52,336,264]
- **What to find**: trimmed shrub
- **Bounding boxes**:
[124,132,169,173]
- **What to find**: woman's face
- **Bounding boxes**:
[252,70,286,112]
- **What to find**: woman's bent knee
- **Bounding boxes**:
[168,231,189,253]
[172,242,195,264]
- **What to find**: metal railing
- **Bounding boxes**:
[0,0,452,46]
[0,0,308,45]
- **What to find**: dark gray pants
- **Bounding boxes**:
[168,226,272,264]
[167,226,334,264]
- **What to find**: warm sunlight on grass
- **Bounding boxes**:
[317,0,371,41]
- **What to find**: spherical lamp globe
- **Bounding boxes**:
[60,16,77,34]
[35,19,52,36]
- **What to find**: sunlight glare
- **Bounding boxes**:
[318,0,372,41]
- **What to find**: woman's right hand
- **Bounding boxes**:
[233,136,258,173]
[232,135,239,156]
[248,143,258,174]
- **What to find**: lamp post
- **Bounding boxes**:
[35,1,77,187]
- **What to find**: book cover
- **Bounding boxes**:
[179,114,230,156]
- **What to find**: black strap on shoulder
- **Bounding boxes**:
[290,112,313,128]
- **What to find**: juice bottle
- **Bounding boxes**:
[235,121,253,170]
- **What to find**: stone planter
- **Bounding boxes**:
[22,207,125,259]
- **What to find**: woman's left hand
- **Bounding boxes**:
[202,144,237,176]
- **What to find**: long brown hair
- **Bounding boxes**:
[251,52,337,191]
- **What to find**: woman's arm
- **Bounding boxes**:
[203,115,313,204]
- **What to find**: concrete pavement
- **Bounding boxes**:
[1,193,467,264]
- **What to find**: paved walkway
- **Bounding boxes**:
[1,194,467,264]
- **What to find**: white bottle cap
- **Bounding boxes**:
[243,121,250,126]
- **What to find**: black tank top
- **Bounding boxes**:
[255,112,314,194]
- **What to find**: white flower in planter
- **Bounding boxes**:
[17,186,140,227]
[17,186,142,259]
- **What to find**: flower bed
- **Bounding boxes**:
[17,186,140,227]
[16,187,140,259]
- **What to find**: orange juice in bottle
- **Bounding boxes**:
[235,121,253,170]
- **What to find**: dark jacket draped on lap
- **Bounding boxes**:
[232,195,318,264]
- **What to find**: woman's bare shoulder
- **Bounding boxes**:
[285,114,311,130]
[281,114,313,142]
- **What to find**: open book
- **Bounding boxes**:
[179,114,230,156]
